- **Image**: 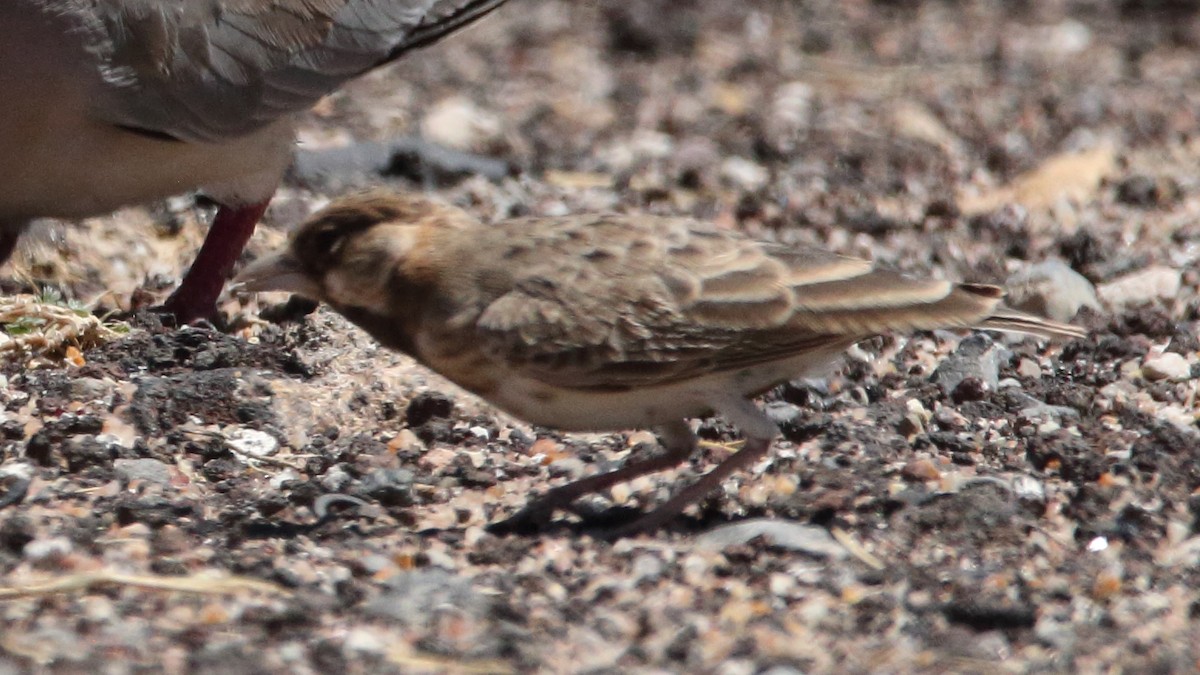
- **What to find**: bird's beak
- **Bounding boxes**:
[233,252,322,299]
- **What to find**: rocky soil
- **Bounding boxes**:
[3,1,1200,672]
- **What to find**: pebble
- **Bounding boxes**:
[387,429,424,453]
[66,377,115,403]
[547,456,587,479]
[720,157,769,191]
[364,570,491,624]
[113,458,172,486]
[902,458,941,481]
[1016,358,1042,379]
[226,428,278,457]
[24,536,73,562]
[695,519,848,559]
[359,468,415,507]
[1097,265,1181,309]
[630,554,665,582]
[1142,352,1190,382]
[1011,475,1046,504]
[932,334,1004,392]
[1005,259,1098,322]
[319,466,352,492]
[420,96,502,150]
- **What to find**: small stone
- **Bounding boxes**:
[387,429,425,454]
[320,466,353,492]
[364,570,491,624]
[527,437,563,461]
[359,468,414,507]
[344,628,386,655]
[902,458,941,482]
[406,391,454,427]
[226,428,278,457]
[696,519,848,559]
[24,536,72,563]
[951,376,990,403]
[1016,358,1042,379]
[547,456,586,479]
[932,334,1004,393]
[1097,266,1181,309]
[1011,475,1046,504]
[1142,352,1190,382]
[66,377,115,403]
[898,413,925,438]
[630,553,665,582]
[1115,173,1180,207]
[1005,259,1099,323]
[720,157,769,191]
[114,458,172,486]
[899,399,931,437]
[1037,419,1061,434]
[420,96,502,151]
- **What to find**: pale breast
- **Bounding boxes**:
[462,342,855,432]
[0,4,294,221]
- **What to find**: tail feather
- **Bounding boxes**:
[976,306,1087,340]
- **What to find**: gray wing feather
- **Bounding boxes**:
[81,0,505,141]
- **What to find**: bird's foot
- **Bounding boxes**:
[159,292,219,326]
[486,498,560,536]
[584,506,688,541]
[161,200,270,324]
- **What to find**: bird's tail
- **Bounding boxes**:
[975,306,1088,340]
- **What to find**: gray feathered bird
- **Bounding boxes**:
[0,0,507,321]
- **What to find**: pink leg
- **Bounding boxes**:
[600,393,777,535]
[162,200,270,323]
[488,421,698,534]
[605,435,773,538]
[606,395,779,537]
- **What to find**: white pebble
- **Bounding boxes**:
[226,428,278,457]
[1142,352,1191,382]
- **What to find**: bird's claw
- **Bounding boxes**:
[486,500,558,536]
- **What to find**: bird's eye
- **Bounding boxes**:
[314,226,347,256]
[296,224,348,272]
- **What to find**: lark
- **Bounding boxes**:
[237,190,1085,536]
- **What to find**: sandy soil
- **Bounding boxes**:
[2,1,1200,672]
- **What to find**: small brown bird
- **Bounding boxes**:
[236,191,1085,536]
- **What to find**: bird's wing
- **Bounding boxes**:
[83,0,507,141]
[472,215,1012,391]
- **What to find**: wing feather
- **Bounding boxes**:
[470,215,1065,392]
[83,0,507,141]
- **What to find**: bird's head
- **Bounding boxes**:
[234,189,471,315]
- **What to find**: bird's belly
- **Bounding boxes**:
[483,345,851,432]
[487,377,715,431]
[0,107,294,220]
[0,14,294,221]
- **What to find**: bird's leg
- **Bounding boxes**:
[162,200,270,323]
[487,420,698,534]
[604,396,779,538]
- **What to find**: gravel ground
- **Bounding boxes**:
[3,1,1200,672]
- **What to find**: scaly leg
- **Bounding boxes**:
[488,420,698,534]
[604,395,779,538]
[162,200,270,323]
